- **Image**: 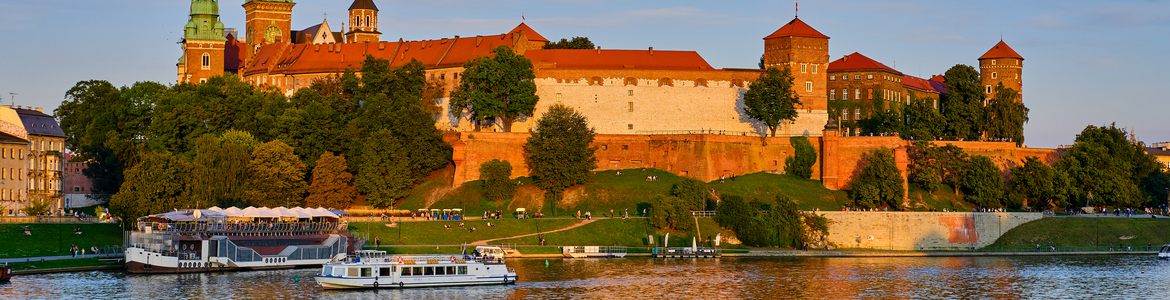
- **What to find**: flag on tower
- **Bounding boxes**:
[522,13,525,21]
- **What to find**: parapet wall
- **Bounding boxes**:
[815,211,1043,249]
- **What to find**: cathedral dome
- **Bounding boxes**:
[190,0,220,16]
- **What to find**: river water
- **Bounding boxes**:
[2,255,1167,299]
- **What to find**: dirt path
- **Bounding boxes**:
[469,218,598,245]
[423,185,459,209]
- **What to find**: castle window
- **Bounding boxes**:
[201,53,211,70]
[812,65,818,74]
[991,60,997,65]
[556,93,562,102]
[627,124,634,130]
[830,75,835,81]
[854,108,860,120]
[867,74,873,80]
[628,90,634,96]
[855,89,861,100]
[601,145,608,150]
[830,90,836,100]
[366,16,371,28]
[800,64,807,73]
[854,75,860,80]
[1015,74,1018,79]
[199,78,208,83]
[628,102,634,112]
[805,82,812,92]
[842,89,849,100]
[985,85,992,94]
[991,72,997,79]
[622,145,629,150]
[441,74,445,80]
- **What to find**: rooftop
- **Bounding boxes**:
[526,48,714,71]
[828,52,900,74]
[979,41,1024,60]
[764,18,829,39]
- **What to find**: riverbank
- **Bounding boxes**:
[989,216,1170,248]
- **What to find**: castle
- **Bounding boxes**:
[177,0,1037,191]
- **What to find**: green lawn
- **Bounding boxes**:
[350,218,581,246]
[709,172,850,211]
[988,217,1170,248]
[0,223,124,258]
[489,217,731,248]
[906,185,973,212]
[7,257,122,271]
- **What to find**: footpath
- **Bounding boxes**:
[1,253,125,275]
[469,219,597,246]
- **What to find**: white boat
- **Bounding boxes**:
[314,246,518,289]
[563,246,627,258]
[1160,244,1170,259]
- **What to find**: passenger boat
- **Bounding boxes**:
[1160,244,1170,259]
[563,246,627,258]
[314,246,518,289]
[125,206,357,274]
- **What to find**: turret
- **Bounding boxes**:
[978,41,1024,102]
[178,0,228,83]
[345,0,381,43]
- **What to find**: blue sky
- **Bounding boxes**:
[1,0,1167,148]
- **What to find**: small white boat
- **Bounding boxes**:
[314,246,517,289]
[1160,245,1170,259]
[563,246,627,258]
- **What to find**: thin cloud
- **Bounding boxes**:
[901,28,975,44]
[1021,14,1071,30]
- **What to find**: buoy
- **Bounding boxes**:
[294,275,299,284]
[545,260,549,267]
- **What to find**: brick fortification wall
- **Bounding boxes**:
[815,211,1043,249]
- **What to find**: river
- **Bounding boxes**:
[2,255,1166,299]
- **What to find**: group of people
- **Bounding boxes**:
[69,244,89,257]
[443,223,478,233]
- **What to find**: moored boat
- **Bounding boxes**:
[1160,244,1170,259]
[125,206,357,274]
[314,246,518,289]
[0,264,11,283]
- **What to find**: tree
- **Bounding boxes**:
[354,130,412,209]
[246,140,307,208]
[1056,124,1159,207]
[851,149,903,209]
[543,37,595,50]
[941,65,984,140]
[785,136,817,179]
[985,83,1030,146]
[901,98,945,141]
[109,151,194,225]
[648,195,693,231]
[910,142,969,193]
[449,46,539,132]
[480,159,515,201]
[1008,156,1068,210]
[858,91,903,135]
[191,134,252,208]
[524,104,598,195]
[22,197,54,216]
[671,178,709,211]
[742,67,802,137]
[962,155,1004,208]
[306,152,358,209]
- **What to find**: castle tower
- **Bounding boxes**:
[978,40,1024,102]
[762,17,830,135]
[242,0,295,63]
[345,0,381,43]
[178,0,228,84]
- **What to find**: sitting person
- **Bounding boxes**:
[23,228,31,236]
[486,222,494,227]
[470,227,477,233]
[459,222,465,228]
[444,224,451,229]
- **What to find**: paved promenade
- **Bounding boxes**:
[0,253,123,264]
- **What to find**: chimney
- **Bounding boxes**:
[476,35,483,47]
[379,42,385,50]
[596,46,601,55]
[35,107,42,112]
[649,47,654,56]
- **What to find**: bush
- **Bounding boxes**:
[851,148,904,209]
[785,136,817,178]
[671,178,709,211]
[962,155,1004,208]
[480,159,514,201]
[714,194,812,248]
[649,195,693,231]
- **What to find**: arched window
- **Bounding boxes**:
[366,16,371,28]
[201,53,211,70]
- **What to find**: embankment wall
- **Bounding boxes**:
[815,211,1044,249]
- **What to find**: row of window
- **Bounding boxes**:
[1,189,23,201]
[830,89,863,101]
[841,109,861,121]
[1,168,23,180]
[352,14,376,29]
[798,63,819,74]
[326,265,470,278]
[829,74,902,83]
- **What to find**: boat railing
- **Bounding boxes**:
[135,221,345,235]
[565,246,628,254]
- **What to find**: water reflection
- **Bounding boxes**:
[2,256,1167,299]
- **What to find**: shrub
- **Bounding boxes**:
[785,136,817,178]
[480,159,515,201]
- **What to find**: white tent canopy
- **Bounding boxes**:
[140,206,340,222]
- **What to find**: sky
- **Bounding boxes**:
[1,0,1168,149]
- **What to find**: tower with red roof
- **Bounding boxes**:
[762,17,830,134]
[978,41,1023,102]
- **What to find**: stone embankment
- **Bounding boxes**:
[813,212,1042,250]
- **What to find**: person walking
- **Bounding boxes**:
[375,237,380,248]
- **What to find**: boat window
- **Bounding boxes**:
[347,267,359,277]
[360,268,372,277]
[333,268,345,277]
[413,267,423,276]
[436,266,446,275]
[401,267,412,276]
[446,266,456,275]
[323,266,332,276]
[380,267,391,276]
[424,267,435,276]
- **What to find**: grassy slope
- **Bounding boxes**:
[989,217,1170,248]
[906,185,973,212]
[0,223,123,258]
[490,217,733,248]
[350,218,581,246]
[708,172,849,211]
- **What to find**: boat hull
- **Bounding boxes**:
[315,275,516,289]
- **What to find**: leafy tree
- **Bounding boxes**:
[354,130,412,209]
[901,98,945,140]
[220,129,259,152]
[851,148,903,209]
[449,46,539,132]
[480,159,515,201]
[246,140,307,208]
[910,143,970,194]
[785,136,817,178]
[713,194,809,248]
[962,155,1004,208]
[1056,124,1159,207]
[742,67,801,137]
[648,195,693,231]
[985,83,1030,146]
[542,37,595,50]
[151,76,286,156]
[858,91,902,135]
[1141,169,1170,207]
[941,65,984,140]
[306,152,358,209]
[109,151,194,225]
[715,194,753,234]
[524,104,598,195]
[770,194,808,248]
[191,134,252,208]
[671,178,709,211]
[57,81,159,201]
[22,197,54,216]
[1008,156,1069,210]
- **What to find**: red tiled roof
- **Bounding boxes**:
[827,52,900,74]
[979,41,1023,60]
[764,18,829,39]
[902,75,937,93]
[509,23,548,42]
[930,75,945,82]
[525,49,714,70]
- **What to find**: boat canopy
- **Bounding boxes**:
[138,206,341,222]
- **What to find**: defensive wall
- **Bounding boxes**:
[449,132,1062,196]
[813,211,1044,249]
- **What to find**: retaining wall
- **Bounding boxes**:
[814,211,1043,249]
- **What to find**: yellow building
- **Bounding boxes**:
[14,107,65,213]
[0,106,29,215]
[1149,142,1170,170]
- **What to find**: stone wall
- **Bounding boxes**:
[814,211,1043,249]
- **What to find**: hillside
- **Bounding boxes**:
[988,217,1170,248]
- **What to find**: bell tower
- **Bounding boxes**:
[978,40,1024,102]
[762,17,830,135]
[178,0,227,84]
[345,0,381,43]
[242,0,295,63]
